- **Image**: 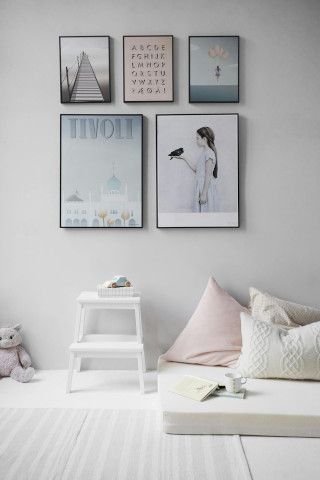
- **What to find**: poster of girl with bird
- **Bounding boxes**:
[156,114,239,228]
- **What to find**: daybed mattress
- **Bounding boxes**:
[158,357,320,437]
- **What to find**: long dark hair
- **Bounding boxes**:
[197,126,218,178]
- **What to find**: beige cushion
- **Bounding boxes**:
[238,312,320,380]
[162,277,248,367]
[249,287,320,327]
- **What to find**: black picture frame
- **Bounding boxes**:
[188,36,239,103]
[60,114,143,229]
[156,113,239,228]
[123,35,174,103]
[59,35,111,104]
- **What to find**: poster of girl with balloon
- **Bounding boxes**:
[189,36,239,103]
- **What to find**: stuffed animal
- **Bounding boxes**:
[0,324,34,382]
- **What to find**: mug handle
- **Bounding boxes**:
[241,378,247,385]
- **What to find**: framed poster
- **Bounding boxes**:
[60,114,143,228]
[123,35,174,102]
[189,36,239,103]
[59,36,111,103]
[156,114,239,228]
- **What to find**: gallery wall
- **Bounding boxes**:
[1,0,320,369]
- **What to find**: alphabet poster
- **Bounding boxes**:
[60,115,143,228]
[123,35,173,102]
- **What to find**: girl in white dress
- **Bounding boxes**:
[172,126,219,213]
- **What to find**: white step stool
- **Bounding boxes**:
[66,292,146,393]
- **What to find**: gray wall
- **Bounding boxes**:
[1,0,320,369]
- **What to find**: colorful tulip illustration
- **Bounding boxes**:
[121,211,130,227]
[208,45,229,83]
[98,210,107,226]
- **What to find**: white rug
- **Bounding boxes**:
[0,408,252,480]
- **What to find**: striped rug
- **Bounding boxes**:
[0,409,251,480]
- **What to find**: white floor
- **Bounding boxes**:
[0,370,159,409]
[2,370,320,480]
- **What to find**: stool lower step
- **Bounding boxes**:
[70,344,143,354]
[70,334,143,354]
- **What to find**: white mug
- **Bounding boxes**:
[224,372,247,393]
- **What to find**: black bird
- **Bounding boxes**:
[168,147,184,160]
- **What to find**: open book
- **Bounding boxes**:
[169,375,219,402]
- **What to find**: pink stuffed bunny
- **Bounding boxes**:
[0,324,34,382]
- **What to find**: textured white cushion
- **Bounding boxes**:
[250,287,320,327]
[238,312,320,380]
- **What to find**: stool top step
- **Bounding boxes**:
[77,291,141,304]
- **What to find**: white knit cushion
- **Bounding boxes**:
[249,287,320,327]
[238,312,320,380]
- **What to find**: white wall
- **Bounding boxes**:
[1,0,320,369]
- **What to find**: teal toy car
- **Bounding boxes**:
[109,276,131,288]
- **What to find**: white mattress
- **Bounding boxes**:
[158,357,320,437]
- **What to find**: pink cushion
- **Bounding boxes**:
[163,277,247,367]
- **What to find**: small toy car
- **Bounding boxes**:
[103,276,132,288]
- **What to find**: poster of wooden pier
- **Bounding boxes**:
[59,36,111,103]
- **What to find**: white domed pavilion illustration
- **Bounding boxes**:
[61,165,141,227]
